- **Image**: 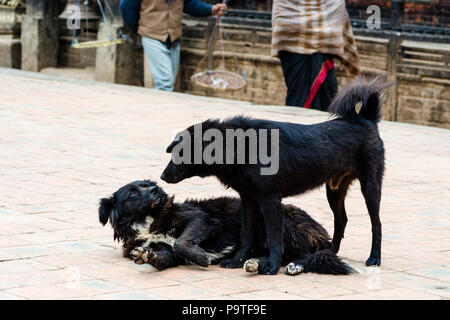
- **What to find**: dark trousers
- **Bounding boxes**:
[279,51,338,111]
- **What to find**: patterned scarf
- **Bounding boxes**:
[271,0,361,76]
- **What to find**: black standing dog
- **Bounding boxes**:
[161,76,390,274]
[98,180,351,275]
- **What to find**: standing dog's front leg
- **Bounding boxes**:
[220,195,259,269]
[259,195,283,275]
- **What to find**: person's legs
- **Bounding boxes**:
[311,56,338,111]
[279,51,338,110]
[278,51,309,107]
[141,36,175,91]
[169,41,181,88]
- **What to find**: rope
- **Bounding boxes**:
[102,0,117,22]
[196,1,245,79]
[221,28,239,66]
[71,0,127,49]
[197,17,220,68]
[85,0,89,40]
[218,18,225,70]
[104,0,131,43]
[190,0,247,90]
[97,0,114,41]
[221,27,246,80]
[72,38,125,49]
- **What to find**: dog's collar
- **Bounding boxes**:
[161,195,174,216]
[149,195,175,233]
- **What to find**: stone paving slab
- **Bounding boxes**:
[0,68,449,300]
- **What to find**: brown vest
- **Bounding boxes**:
[138,0,184,43]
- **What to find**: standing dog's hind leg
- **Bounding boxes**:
[360,173,383,266]
[326,175,352,253]
[285,261,305,276]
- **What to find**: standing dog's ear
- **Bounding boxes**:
[166,140,178,153]
[166,134,184,153]
[99,197,115,226]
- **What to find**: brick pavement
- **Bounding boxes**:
[0,68,449,300]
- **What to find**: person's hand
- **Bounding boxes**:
[212,3,227,16]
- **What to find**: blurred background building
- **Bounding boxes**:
[0,0,449,128]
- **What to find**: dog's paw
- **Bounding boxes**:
[220,258,244,269]
[181,246,211,268]
[261,261,279,275]
[365,256,381,266]
[243,259,259,273]
[130,247,145,264]
[285,262,304,276]
[130,247,153,265]
[193,253,211,268]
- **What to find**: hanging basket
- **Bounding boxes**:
[191,70,246,91]
[191,9,247,92]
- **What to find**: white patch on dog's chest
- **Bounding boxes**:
[131,216,176,248]
[143,233,176,247]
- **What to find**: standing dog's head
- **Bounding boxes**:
[98,180,169,244]
[160,132,194,184]
[160,119,221,184]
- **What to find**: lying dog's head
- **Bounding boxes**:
[98,180,169,243]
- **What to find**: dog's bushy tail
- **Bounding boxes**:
[328,74,393,123]
[295,249,352,275]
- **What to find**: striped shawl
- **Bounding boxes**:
[271,0,361,76]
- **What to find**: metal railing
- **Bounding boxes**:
[221,6,450,43]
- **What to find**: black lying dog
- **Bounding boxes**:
[161,76,391,274]
[98,180,351,275]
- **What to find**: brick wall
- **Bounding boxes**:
[176,17,450,129]
[54,16,450,129]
